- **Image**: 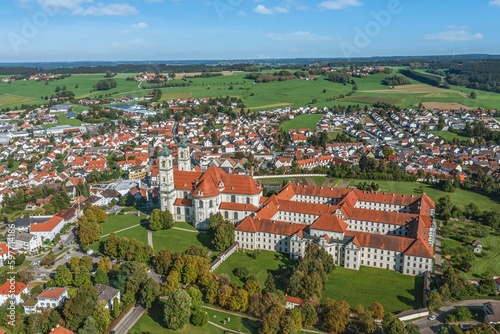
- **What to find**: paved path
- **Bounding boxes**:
[111,305,146,334]
[172,226,200,233]
[413,299,496,334]
[203,305,327,334]
[100,222,147,239]
[147,229,154,249]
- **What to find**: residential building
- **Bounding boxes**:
[95,284,120,310]
[0,281,28,305]
[24,287,68,314]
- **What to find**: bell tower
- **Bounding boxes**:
[177,137,192,171]
[158,145,175,213]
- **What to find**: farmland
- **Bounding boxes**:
[2,68,500,110]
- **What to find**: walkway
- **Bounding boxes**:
[100,221,147,239]
[203,305,327,334]
[147,230,154,249]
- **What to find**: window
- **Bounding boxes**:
[224,211,229,219]
[209,200,213,208]
[231,195,236,202]
[246,197,250,204]
[199,201,203,209]
[176,207,181,215]
[233,212,238,220]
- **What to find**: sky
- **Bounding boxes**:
[0,0,499,62]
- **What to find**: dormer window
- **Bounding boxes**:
[219,181,224,187]
[198,190,203,196]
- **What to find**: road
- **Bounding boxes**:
[111,304,146,334]
[413,299,495,334]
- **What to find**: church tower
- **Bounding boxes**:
[177,137,192,171]
[158,146,175,214]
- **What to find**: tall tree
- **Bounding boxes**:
[320,299,351,334]
[62,285,98,331]
[139,278,161,308]
[163,289,192,330]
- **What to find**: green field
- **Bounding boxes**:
[152,228,214,254]
[42,113,83,128]
[442,220,500,277]
[130,300,222,334]
[204,306,261,334]
[214,251,294,288]
[323,266,423,313]
[429,130,470,142]
[2,69,500,110]
[348,179,498,212]
[280,114,324,132]
[88,215,148,253]
[101,214,145,235]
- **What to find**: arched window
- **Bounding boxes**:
[209,200,213,208]
[233,212,238,220]
[199,201,204,209]
[176,207,181,215]
[246,197,250,204]
[231,195,236,202]
[224,211,229,219]
[161,160,165,168]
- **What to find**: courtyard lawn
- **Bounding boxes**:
[280,114,323,132]
[203,306,261,334]
[348,179,498,212]
[89,222,148,252]
[174,221,197,231]
[152,228,214,254]
[323,266,423,314]
[214,251,295,288]
[130,300,222,334]
[100,214,145,236]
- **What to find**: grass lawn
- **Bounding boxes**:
[204,305,261,334]
[280,114,323,132]
[42,113,83,128]
[441,238,462,250]
[323,266,423,313]
[348,179,498,212]
[174,221,197,230]
[152,228,214,254]
[130,300,222,334]
[442,220,500,277]
[214,251,295,288]
[100,214,145,235]
[429,130,470,142]
[89,219,149,254]
[314,176,326,186]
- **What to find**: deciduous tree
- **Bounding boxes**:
[163,289,191,330]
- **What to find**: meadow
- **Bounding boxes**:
[279,114,324,131]
[2,68,500,110]
[214,251,294,288]
[347,179,498,212]
[323,266,424,313]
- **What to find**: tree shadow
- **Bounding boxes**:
[241,317,261,334]
[196,233,214,251]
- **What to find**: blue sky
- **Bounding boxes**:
[1,0,499,61]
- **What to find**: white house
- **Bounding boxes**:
[0,280,28,305]
[9,231,42,253]
[24,287,68,314]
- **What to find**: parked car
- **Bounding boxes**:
[428,315,436,321]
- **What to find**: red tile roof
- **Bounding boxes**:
[30,215,63,232]
[39,287,66,299]
[310,214,347,233]
[0,281,27,295]
[236,216,306,236]
[219,202,259,212]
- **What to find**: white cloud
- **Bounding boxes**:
[424,29,484,42]
[318,0,362,10]
[73,3,139,16]
[36,0,92,10]
[254,4,273,14]
[268,31,334,42]
[489,0,500,6]
[131,22,148,29]
[273,6,289,13]
[254,4,289,14]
